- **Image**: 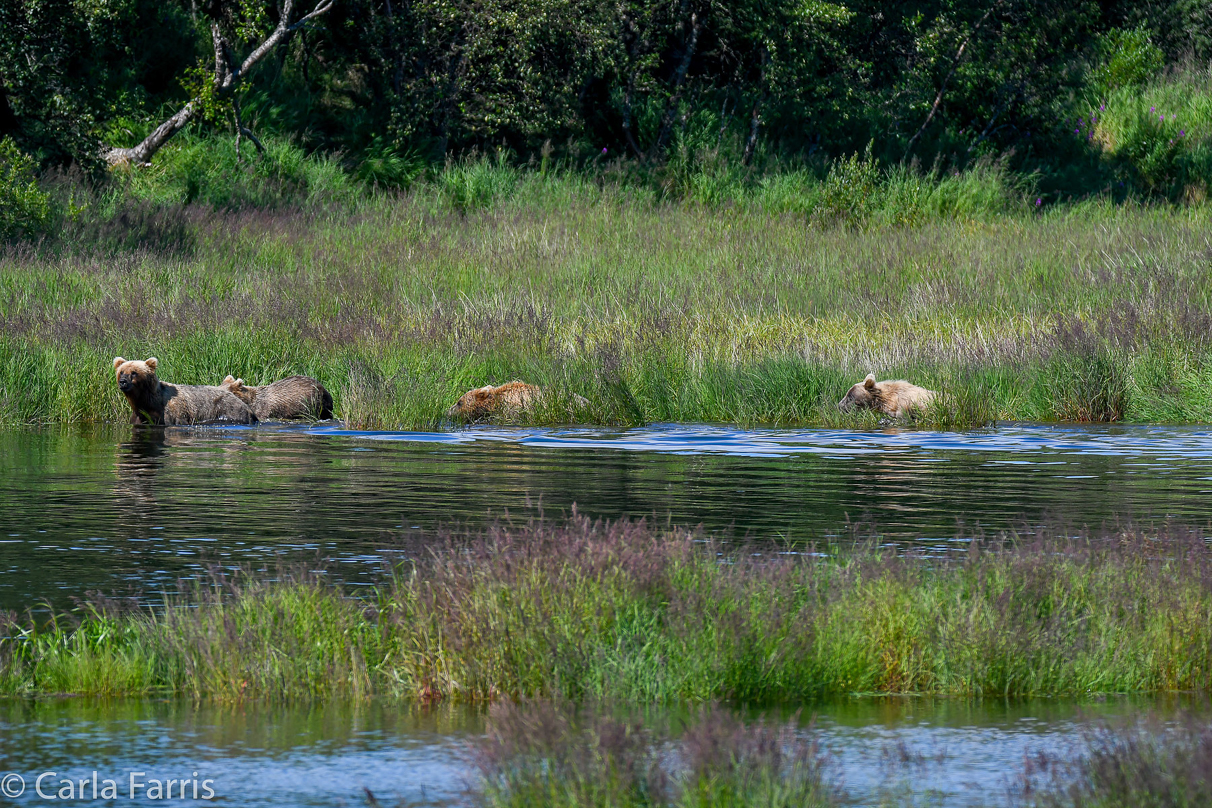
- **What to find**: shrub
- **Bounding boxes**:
[815,142,879,225]
[0,138,52,241]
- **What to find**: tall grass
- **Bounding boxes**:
[4,517,1212,701]
[3,174,1212,428]
[472,700,837,808]
[1018,714,1212,807]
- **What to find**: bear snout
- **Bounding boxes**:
[118,377,133,391]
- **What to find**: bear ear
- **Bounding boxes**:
[113,357,126,370]
[146,357,158,372]
[863,373,876,389]
[222,375,236,384]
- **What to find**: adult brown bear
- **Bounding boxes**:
[113,357,257,425]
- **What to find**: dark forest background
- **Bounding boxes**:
[1,0,1211,226]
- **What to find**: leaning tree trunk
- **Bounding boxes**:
[103,0,335,167]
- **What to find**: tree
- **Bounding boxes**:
[103,0,335,166]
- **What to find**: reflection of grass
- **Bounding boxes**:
[4,516,1212,701]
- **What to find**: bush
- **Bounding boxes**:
[355,136,426,190]
[438,153,520,212]
[1091,28,1165,97]
[815,143,879,225]
[0,138,52,241]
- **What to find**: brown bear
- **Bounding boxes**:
[113,357,257,425]
[838,373,936,418]
[220,375,334,421]
[447,381,543,422]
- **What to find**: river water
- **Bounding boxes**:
[3,422,1212,805]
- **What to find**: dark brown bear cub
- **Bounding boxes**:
[114,357,257,425]
[220,375,334,420]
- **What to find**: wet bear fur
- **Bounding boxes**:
[113,357,257,425]
[220,375,334,421]
[838,373,936,418]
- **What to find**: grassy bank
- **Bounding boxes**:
[4,517,1212,701]
[3,168,1212,428]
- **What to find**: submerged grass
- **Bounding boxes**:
[2,184,1212,428]
[4,516,1212,702]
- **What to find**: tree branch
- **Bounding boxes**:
[103,0,336,166]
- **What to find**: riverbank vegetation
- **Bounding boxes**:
[4,516,1212,701]
[4,177,1212,428]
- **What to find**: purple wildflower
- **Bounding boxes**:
[1100,104,1105,110]
[1180,130,1185,137]
[1035,197,1042,207]
[1150,106,1155,113]
[1075,128,1080,134]
[602,147,608,154]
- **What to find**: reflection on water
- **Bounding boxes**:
[3,422,1212,608]
[0,695,1204,807]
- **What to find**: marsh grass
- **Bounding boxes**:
[473,700,837,808]
[4,180,1212,428]
[1017,714,1212,807]
[4,516,1212,702]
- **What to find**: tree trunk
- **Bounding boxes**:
[648,9,702,162]
[102,102,198,166]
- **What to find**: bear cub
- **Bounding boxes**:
[838,373,935,418]
[113,357,257,425]
[220,375,334,421]
[447,381,542,422]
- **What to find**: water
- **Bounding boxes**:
[5,422,1212,806]
[3,422,1212,608]
[0,695,1204,807]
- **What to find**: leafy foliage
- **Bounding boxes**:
[0,138,52,241]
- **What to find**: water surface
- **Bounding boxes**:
[0,695,1203,807]
[3,422,1212,607]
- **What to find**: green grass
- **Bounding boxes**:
[3,161,1212,429]
[3,518,1212,702]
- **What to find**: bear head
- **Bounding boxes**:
[838,373,878,412]
[113,356,160,399]
[447,385,496,420]
[220,375,256,406]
